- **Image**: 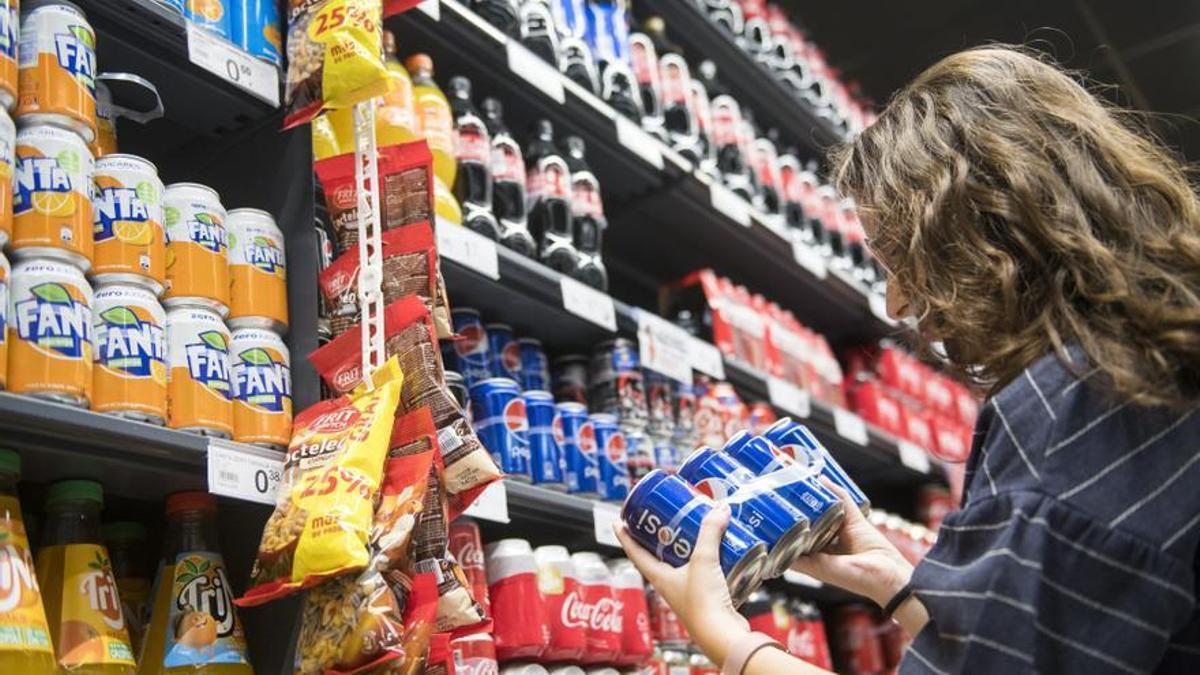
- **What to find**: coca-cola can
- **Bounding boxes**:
[485,538,550,661]
[740,589,790,644]
[787,599,833,669]
[571,551,623,664]
[607,558,654,666]
[646,586,688,646]
[535,545,588,661]
[449,518,491,617]
[451,632,500,675]
[831,604,885,675]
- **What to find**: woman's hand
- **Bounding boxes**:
[614,503,750,667]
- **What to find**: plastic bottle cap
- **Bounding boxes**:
[102,521,147,545]
[0,448,20,476]
[404,53,433,75]
[46,480,104,508]
[166,490,217,516]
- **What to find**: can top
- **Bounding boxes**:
[555,401,588,414]
[521,389,554,402]
[444,370,464,384]
[47,479,103,508]
[94,281,158,299]
[623,468,669,513]
[227,208,279,229]
[594,337,636,351]
[165,181,221,202]
[23,0,86,16]
[164,302,226,322]
[516,337,543,347]
[677,445,718,479]
[229,326,286,341]
[484,322,513,332]
[589,412,618,425]
[469,377,520,392]
[451,307,481,318]
[10,252,88,274]
[102,521,147,545]
[15,120,90,141]
[96,153,158,174]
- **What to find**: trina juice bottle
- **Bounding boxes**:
[0,448,56,674]
[405,53,456,188]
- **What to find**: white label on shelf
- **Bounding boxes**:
[437,219,500,279]
[710,184,751,227]
[767,377,811,419]
[416,0,440,19]
[506,40,565,104]
[615,115,665,170]
[206,439,282,505]
[463,481,510,522]
[868,292,895,325]
[561,276,617,332]
[637,310,693,384]
[898,441,932,474]
[833,408,870,446]
[792,240,828,279]
[593,502,622,548]
[186,24,279,107]
[782,570,824,588]
[688,338,726,380]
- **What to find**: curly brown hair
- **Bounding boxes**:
[832,45,1200,408]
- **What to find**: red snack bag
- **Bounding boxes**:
[373,407,440,570]
[411,463,487,634]
[373,571,440,675]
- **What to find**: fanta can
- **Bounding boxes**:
[232,0,282,66]
[92,282,167,424]
[0,106,13,247]
[17,0,98,143]
[8,254,93,406]
[165,303,232,437]
[0,251,8,389]
[0,0,17,111]
[184,0,231,40]
[13,122,95,268]
[162,182,228,313]
[92,154,165,293]
[227,208,287,334]
[230,327,292,449]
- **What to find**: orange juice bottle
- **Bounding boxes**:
[378,29,416,147]
[102,522,151,657]
[405,53,456,188]
[0,448,56,674]
[310,112,340,161]
[138,492,251,675]
[36,479,136,674]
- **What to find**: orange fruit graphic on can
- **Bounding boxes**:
[227,208,287,334]
[92,282,166,424]
[16,0,97,143]
[13,122,94,268]
[0,0,17,111]
[165,303,232,437]
[230,327,292,449]
[92,153,165,293]
[162,182,228,314]
[0,106,13,248]
[0,250,9,390]
[8,254,94,406]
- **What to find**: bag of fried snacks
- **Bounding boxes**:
[368,572,439,675]
[296,569,403,675]
[410,465,486,634]
[372,407,439,571]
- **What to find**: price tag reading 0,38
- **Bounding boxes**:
[207,440,283,505]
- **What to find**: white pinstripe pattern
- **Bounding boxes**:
[923,547,1042,572]
[1060,367,1100,396]
[1024,369,1057,420]
[940,633,1035,664]
[1033,620,1143,674]
[992,398,1041,480]
[1109,450,1200,526]
[905,644,951,675]
[1044,401,1131,456]
[1058,407,1199,500]
[918,588,1036,613]
[1163,510,1200,550]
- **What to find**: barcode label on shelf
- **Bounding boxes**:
[688,338,726,380]
[593,502,621,548]
[561,276,617,331]
[782,570,824,588]
[767,377,811,419]
[637,309,694,383]
[186,24,279,107]
[463,481,510,523]
[897,441,932,474]
[437,219,500,279]
[416,0,440,19]
[868,292,895,324]
[206,440,282,505]
[710,184,751,227]
[833,408,869,446]
[792,240,828,279]
[615,116,664,170]
[506,41,565,104]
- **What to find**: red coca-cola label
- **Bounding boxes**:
[689,82,711,133]
[753,149,779,190]
[630,37,659,86]
[833,608,885,674]
[488,572,550,661]
[448,522,490,617]
[571,177,604,218]
[613,586,654,666]
[780,162,804,203]
[491,138,526,184]
[450,634,500,675]
[527,157,570,200]
[659,55,690,105]
[538,577,587,661]
[569,583,623,663]
[711,99,741,147]
[736,0,767,21]
[648,588,688,643]
[455,123,491,164]
[787,618,834,669]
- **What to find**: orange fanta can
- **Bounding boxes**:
[230,327,292,449]
[17,0,97,143]
[0,106,13,248]
[92,282,166,424]
[227,208,287,334]
[92,154,165,293]
[165,303,232,437]
[0,0,17,112]
[162,182,229,314]
[0,250,8,389]
[13,122,94,268]
[8,253,93,406]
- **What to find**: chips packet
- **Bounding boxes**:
[372,407,439,571]
[410,464,486,634]
[368,572,439,675]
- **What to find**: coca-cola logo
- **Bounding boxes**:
[454,323,488,356]
[605,431,627,463]
[454,656,499,675]
[308,406,362,433]
[324,269,352,294]
[787,625,818,659]
[561,590,622,632]
[455,541,484,571]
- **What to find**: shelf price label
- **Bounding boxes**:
[437,219,500,279]
[186,24,280,107]
[561,276,617,332]
[593,502,621,548]
[206,439,283,505]
[897,441,932,474]
[615,116,664,170]
[767,377,811,419]
[688,338,726,380]
[637,309,693,384]
[710,183,751,227]
[792,240,828,279]
[463,481,510,523]
[506,40,565,104]
[833,408,869,447]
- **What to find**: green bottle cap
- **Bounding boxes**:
[46,480,104,508]
[0,449,20,476]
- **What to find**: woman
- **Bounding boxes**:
[617,46,1200,674]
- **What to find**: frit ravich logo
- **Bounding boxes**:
[308,407,361,434]
[16,283,91,358]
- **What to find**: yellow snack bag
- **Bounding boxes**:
[237,357,404,606]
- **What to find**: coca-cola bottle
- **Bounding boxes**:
[736,0,771,59]
[689,76,717,177]
[484,539,550,661]
[526,119,580,275]
[563,135,607,291]
[518,0,561,65]
[534,545,587,661]
[628,29,664,139]
[842,198,875,285]
[700,0,742,37]
[777,150,808,235]
[608,559,653,667]
[571,552,622,664]
[482,98,537,257]
[644,20,698,160]
[739,107,764,205]
[710,93,752,198]
[449,76,502,241]
[751,131,782,216]
[472,0,519,35]
[817,184,845,264]
[797,160,827,249]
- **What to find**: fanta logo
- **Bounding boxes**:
[606,432,627,463]
[15,283,91,358]
[0,543,40,613]
[246,236,285,274]
[454,323,487,356]
[695,477,737,500]
[174,556,236,637]
[54,25,96,92]
[233,348,291,411]
[97,306,165,377]
[188,212,226,253]
[633,509,693,559]
[503,398,528,434]
[577,421,597,454]
[15,156,72,215]
[93,187,150,241]
[184,331,231,398]
[308,407,361,434]
[501,341,521,374]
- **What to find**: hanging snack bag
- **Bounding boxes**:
[373,407,440,570]
[410,464,486,633]
[238,358,404,606]
[373,571,439,675]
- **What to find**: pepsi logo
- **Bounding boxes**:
[605,432,627,463]
[578,421,597,454]
[503,398,529,433]
[656,526,675,546]
[694,477,736,500]
[552,413,565,446]
[501,341,521,374]
[454,323,488,356]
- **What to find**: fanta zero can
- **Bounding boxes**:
[0,106,13,247]
[8,254,93,405]
[165,303,232,437]
[486,322,520,381]
[91,282,166,423]
[621,469,768,607]
[470,377,530,480]
[517,337,549,391]
[13,122,94,268]
[449,307,491,387]
[91,153,165,293]
[184,0,231,40]
[763,417,871,514]
[558,401,597,495]
[592,412,629,501]
[230,326,292,449]
[0,251,8,388]
[523,389,564,488]
[227,208,287,334]
[232,0,282,66]
[16,0,97,143]
[162,182,229,313]
[0,0,16,111]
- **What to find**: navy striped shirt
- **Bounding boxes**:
[902,350,1200,674]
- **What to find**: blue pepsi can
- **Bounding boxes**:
[677,447,810,576]
[558,402,598,495]
[524,390,565,488]
[232,0,283,66]
[470,378,531,480]
[486,323,522,381]
[450,309,492,387]
[585,0,631,66]
[625,428,655,486]
[551,0,588,39]
[723,432,844,553]
[622,469,768,606]
[764,418,871,515]
[517,338,550,391]
[592,413,630,501]
[652,434,678,472]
